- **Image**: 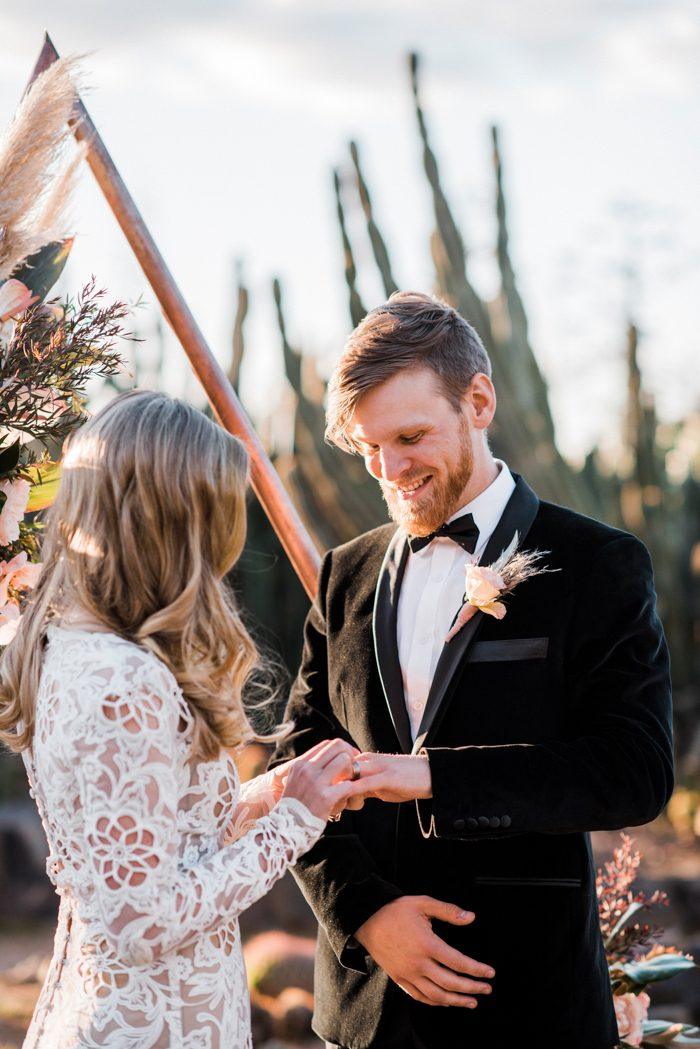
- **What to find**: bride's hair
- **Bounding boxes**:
[0,389,287,760]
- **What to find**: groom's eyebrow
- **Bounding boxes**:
[352,421,434,449]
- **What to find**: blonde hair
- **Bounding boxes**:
[0,389,285,761]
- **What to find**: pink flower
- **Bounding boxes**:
[0,600,20,645]
[0,478,31,545]
[0,551,42,605]
[614,991,650,1047]
[0,279,36,324]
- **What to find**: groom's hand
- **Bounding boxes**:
[354,896,494,1008]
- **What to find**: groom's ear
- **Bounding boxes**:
[463,373,496,431]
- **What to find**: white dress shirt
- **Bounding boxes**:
[396,459,516,741]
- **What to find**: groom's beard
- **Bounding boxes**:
[380,422,474,537]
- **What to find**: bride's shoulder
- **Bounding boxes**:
[45,624,186,722]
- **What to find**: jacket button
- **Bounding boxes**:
[489,816,501,829]
[453,818,466,831]
[466,817,478,830]
[477,816,490,829]
[501,815,512,828]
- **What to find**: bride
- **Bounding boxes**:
[0,389,363,1049]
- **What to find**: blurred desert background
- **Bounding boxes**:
[1,2,699,1045]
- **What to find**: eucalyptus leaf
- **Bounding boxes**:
[642,1020,700,1046]
[619,954,696,989]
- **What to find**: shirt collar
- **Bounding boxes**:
[446,459,515,542]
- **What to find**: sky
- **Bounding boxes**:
[1,0,699,462]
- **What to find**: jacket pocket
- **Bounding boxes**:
[466,637,549,662]
[475,875,581,888]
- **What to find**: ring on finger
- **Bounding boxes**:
[350,760,361,781]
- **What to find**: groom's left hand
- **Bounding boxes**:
[348,752,432,803]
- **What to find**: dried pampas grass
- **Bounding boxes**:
[0,56,87,282]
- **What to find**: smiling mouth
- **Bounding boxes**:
[391,475,433,501]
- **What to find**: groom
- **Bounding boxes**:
[272,291,673,1048]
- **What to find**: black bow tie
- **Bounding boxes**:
[407,513,479,555]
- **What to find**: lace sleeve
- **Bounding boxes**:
[73,673,325,966]
[223,769,281,843]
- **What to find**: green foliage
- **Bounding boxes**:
[9,237,73,301]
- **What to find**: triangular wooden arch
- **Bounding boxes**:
[25,33,321,599]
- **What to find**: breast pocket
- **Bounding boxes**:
[466,637,549,662]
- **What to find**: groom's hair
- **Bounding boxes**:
[325,290,492,451]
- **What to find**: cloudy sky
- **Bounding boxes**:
[2,0,699,460]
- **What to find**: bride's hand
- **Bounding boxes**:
[281,739,362,821]
[270,738,359,804]
[349,752,433,803]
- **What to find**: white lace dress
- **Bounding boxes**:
[20,625,325,1049]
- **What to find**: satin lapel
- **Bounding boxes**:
[411,474,540,754]
[372,530,413,753]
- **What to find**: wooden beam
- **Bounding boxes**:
[25,33,321,599]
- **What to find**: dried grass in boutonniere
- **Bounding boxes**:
[446,531,557,642]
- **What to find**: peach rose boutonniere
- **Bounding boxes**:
[446,531,557,643]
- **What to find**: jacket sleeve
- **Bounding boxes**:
[270,551,404,973]
[421,533,674,840]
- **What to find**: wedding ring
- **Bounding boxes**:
[350,760,361,782]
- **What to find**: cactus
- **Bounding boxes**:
[349,140,399,299]
[333,168,366,328]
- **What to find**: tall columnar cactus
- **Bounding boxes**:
[349,141,398,299]
[272,277,386,547]
[229,260,248,394]
[333,169,366,329]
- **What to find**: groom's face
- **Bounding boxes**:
[349,367,475,536]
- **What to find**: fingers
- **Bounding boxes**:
[306,738,358,770]
[431,936,495,980]
[341,773,384,798]
[420,896,475,926]
[323,751,356,785]
[406,976,479,1009]
[423,961,492,998]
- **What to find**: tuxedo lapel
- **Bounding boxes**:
[411,474,540,754]
[372,530,413,753]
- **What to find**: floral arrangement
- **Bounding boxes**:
[0,57,132,644]
[446,531,554,641]
[598,835,699,1047]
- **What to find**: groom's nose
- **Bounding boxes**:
[368,447,413,482]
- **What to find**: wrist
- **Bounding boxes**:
[413,754,432,799]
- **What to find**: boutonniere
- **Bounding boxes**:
[446,532,556,642]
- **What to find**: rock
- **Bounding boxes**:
[245,931,315,996]
[272,987,315,1041]
[250,998,274,1045]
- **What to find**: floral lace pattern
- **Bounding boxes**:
[21,625,325,1048]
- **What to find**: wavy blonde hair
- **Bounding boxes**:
[0,389,285,761]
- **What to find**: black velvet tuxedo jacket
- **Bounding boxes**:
[271,475,674,1049]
